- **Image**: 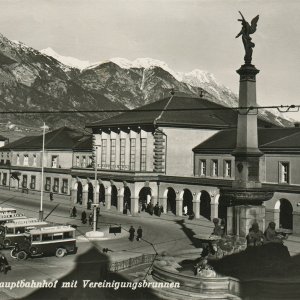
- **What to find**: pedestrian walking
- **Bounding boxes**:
[49,192,53,201]
[0,252,10,274]
[123,201,128,215]
[72,206,77,218]
[81,211,87,224]
[137,226,143,241]
[129,226,135,241]
[87,199,92,210]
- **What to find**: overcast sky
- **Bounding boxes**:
[0,0,299,120]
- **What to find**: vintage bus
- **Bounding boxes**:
[0,207,17,214]
[0,213,27,225]
[11,225,77,260]
[0,218,49,248]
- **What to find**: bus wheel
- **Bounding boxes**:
[10,249,17,259]
[17,251,27,261]
[30,247,38,255]
[3,239,11,248]
[56,248,66,258]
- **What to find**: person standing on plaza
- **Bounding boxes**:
[72,206,77,218]
[137,226,143,241]
[81,210,87,224]
[129,226,135,241]
[88,213,93,226]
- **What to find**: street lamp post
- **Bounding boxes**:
[39,123,47,221]
[85,145,104,239]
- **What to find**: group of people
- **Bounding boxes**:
[140,202,164,217]
[247,221,284,247]
[129,226,143,242]
[80,207,100,227]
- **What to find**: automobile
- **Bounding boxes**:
[11,225,77,260]
[0,218,49,248]
[0,213,27,225]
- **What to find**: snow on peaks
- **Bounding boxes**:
[40,48,92,70]
[110,57,182,81]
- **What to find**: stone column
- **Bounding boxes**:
[292,211,300,235]
[210,202,219,220]
[105,192,111,210]
[71,189,77,204]
[82,191,88,207]
[176,199,183,217]
[161,197,167,214]
[117,195,124,213]
[226,206,234,235]
[193,199,200,219]
[131,197,139,216]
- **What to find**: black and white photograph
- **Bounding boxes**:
[0,0,299,299]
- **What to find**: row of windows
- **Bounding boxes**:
[15,154,60,168]
[45,177,68,194]
[75,155,93,168]
[0,173,69,193]
[198,159,232,178]
[100,138,147,171]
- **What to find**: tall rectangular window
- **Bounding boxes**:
[224,160,232,177]
[75,156,80,167]
[45,177,51,191]
[120,139,126,168]
[62,179,68,194]
[16,154,20,165]
[22,175,28,188]
[23,155,29,166]
[33,154,37,166]
[30,175,36,189]
[110,139,116,168]
[140,138,147,171]
[53,178,59,193]
[280,162,290,184]
[200,160,207,176]
[101,140,107,168]
[51,156,58,168]
[212,160,218,176]
[130,138,136,171]
[88,156,93,167]
[82,156,86,168]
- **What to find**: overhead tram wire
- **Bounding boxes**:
[0,104,298,114]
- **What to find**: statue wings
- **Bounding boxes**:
[249,15,259,34]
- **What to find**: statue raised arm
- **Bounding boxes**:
[236,11,259,64]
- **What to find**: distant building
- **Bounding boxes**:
[0,127,84,196]
[70,94,278,220]
[193,127,300,233]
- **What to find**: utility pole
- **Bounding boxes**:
[93,146,98,232]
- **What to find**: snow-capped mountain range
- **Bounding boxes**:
[0,32,293,137]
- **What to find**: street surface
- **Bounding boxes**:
[0,190,213,300]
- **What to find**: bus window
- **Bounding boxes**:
[6,228,14,234]
[16,227,26,234]
[42,234,53,241]
[63,231,73,239]
[32,235,41,242]
[53,233,63,240]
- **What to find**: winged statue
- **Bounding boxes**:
[236,11,259,64]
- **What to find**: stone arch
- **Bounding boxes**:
[165,187,176,215]
[124,186,131,212]
[111,185,118,208]
[139,187,152,210]
[200,190,211,220]
[98,183,105,204]
[182,189,193,215]
[279,199,293,230]
[76,181,83,204]
[88,182,94,202]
